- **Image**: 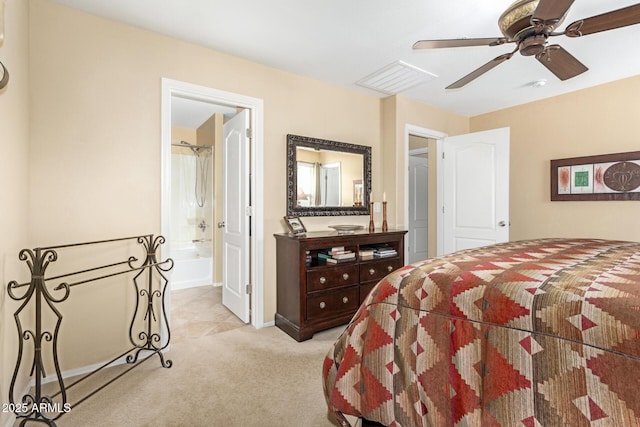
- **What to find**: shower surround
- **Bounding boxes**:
[170,142,214,289]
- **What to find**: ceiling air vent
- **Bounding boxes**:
[356,60,437,95]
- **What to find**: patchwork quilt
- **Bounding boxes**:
[323,239,640,426]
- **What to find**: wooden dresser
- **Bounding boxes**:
[274,230,406,341]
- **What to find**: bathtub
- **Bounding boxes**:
[169,240,213,290]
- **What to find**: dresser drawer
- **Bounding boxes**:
[359,282,377,304]
[307,265,359,292]
[360,258,401,283]
[306,287,359,321]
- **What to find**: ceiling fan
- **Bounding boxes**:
[413,0,640,89]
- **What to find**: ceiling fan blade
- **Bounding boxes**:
[446,52,514,89]
[536,45,588,80]
[564,4,640,37]
[413,37,509,50]
[531,0,575,25]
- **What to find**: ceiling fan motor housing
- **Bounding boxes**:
[498,0,566,40]
[519,35,546,56]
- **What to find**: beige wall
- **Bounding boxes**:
[212,113,224,284]
[0,1,30,424]
[382,95,469,256]
[26,0,383,372]
[171,126,197,148]
[471,75,640,242]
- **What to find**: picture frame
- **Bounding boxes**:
[550,151,640,201]
[283,215,307,235]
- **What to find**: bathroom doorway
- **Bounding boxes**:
[161,78,265,330]
[169,97,233,291]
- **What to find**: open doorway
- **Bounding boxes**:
[407,138,429,264]
[161,78,265,332]
[404,125,447,262]
[169,97,235,291]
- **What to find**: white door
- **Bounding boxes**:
[222,109,250,323]
[408,155,429,263]
[443,127,509,254]
[320,163,341,205]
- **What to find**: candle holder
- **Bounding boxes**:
[382,201,388,232]
[369,201,375,232]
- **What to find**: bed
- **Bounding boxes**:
[322,238,640,426]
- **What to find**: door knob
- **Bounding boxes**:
[498,221,506,227]
[217,221,225,228]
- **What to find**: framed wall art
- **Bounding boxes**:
[551,151,640,201]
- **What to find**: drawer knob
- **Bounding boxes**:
[319,277,326,284]
[387,265,393,272]
[342,297,349,304]
[319,301,326,309]
[369,268,375,275]
[342,273,349,280]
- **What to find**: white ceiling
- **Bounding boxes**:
[50,0,640,117]
[171,96,237,129]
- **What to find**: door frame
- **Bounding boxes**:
[160,78,265,330]
[403,124,447,260]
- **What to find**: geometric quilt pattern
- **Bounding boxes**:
[323,239,640,426]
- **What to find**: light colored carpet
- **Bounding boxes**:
[28,286,356,427]
[170,285,246,342]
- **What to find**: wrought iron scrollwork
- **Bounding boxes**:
[6,234,174,426]
[8,247,69,426]
[127,235,173,368]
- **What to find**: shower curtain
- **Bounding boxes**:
[171,153,199,247]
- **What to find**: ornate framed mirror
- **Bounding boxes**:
[287,134,371,216]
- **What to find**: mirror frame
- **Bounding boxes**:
[287,134,371,216]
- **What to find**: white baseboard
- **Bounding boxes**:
[261,320,275,328]
[34,354,130,387]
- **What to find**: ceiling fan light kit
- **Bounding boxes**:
[530,79,547,88]
[414,0,640,89]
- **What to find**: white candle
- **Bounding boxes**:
[383,192,386,202]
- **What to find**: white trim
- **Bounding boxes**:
[436,140,444,256]
[161,78,265,331]
[409,147,428,156]
[403,124,448,261]
[34,355,130,386]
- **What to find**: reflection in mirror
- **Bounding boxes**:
[297,148,366,207]
[287,134,371,216]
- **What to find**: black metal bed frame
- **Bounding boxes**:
[6,234,174,426]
